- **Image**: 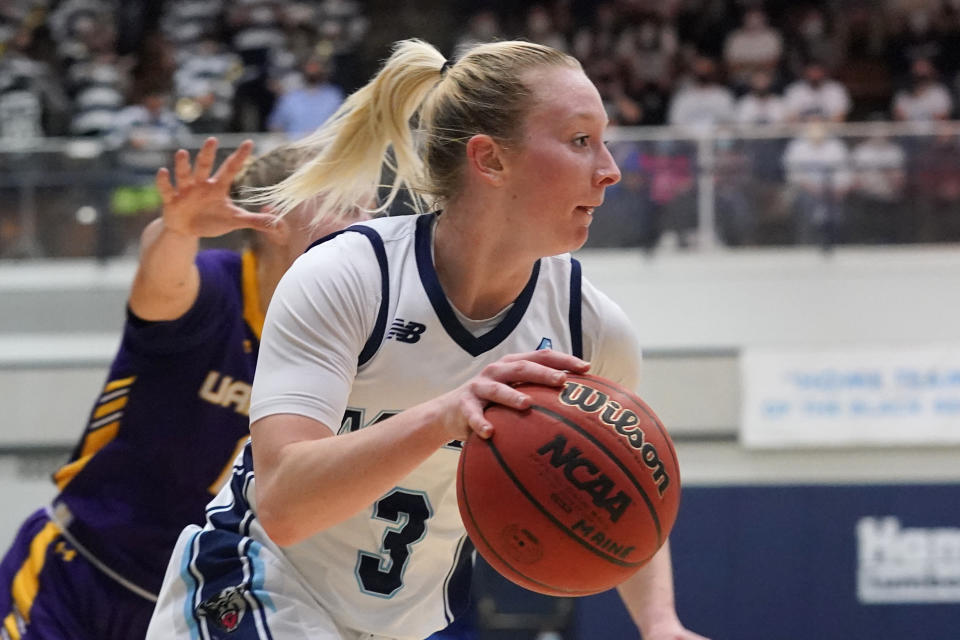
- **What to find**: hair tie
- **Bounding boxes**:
[440,59,453,76]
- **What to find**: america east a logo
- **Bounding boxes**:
[386,318,426,343]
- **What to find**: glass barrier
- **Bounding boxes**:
[0,134,285,260]
[2,123,960,259]
[590,120,960,251]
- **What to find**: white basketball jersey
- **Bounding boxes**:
[235,213,641,639]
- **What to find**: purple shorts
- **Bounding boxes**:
[0,509,154,640]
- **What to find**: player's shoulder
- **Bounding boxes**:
[281,217,420,300]
[538,252,579,281]
[355,212,421,242]
[304,213,420,259]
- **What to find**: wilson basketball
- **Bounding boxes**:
[456,373,681,596]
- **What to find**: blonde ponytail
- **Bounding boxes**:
[247,38,580,227]
[251,39,446,227]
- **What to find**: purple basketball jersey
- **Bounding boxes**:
[50,249,259,596]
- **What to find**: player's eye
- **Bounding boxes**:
[573,135,589,148]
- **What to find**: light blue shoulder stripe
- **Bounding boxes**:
[179,530,204,640]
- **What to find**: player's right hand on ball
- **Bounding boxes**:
[434,349,590,441]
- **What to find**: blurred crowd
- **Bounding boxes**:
[456,0,960,127]
[2,0,960,255]
[5,0,960,140]
[0,0,367,142]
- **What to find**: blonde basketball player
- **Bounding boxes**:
[148,39,709,640]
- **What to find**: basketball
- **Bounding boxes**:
[456,373,681,596]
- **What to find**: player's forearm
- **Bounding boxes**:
[253,404,453,547]
[616,540,682,634]
[128,218,201,319]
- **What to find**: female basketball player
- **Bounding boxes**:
[148,40,707,640]
[0,140,365,639]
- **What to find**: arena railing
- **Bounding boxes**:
[1,121,959,259]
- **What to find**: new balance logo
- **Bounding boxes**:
[387,319,426,343]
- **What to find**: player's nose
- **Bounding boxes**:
[594,145,621,188]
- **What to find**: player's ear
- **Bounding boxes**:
[257,206,290,246]
[465,134,506,187]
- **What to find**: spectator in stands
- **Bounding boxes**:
[911,125,960,242]
[713,134,757,246]
[735,70,787,125]
[829,3,893,113]
[525,4,567,52]
[619,16,678,89]
[590,58,643,126]
[0,4,24,48]
[782,119,852,245]
[277,10,331,75]
[723,7,783,93]
[228,0,285,63]
[105,84,191,253]
[733,70,789,233]
[282,0,368,92]
[454,10,502,57]
[628,76,672,126]
[675,0,740,60]
[263,36,306,98]
[228,0,285,130]
[0,2,47,50]
[63,17,131,137]
[667,56,735,131]
[572,2,618,65]
[938,3,960,81]
[840,2,888,59]
[642,139,699,249]
[0,25,69,139]
[886,5,944,81]
[892,57,953,121]
[784,7,842,78]
[107,85,190,171]
[783,60,852,122]
[849,124,908,242]
[47,0,117,67]
[588,53,671,126]
[160,0,225,59]
[173,32,243,134]
[131,30,178,105]
[267,52,344,139]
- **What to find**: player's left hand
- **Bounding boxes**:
[156,137,276,239]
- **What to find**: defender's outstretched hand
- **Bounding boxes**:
[155,137,276,238]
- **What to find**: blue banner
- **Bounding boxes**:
[574,484,960,640]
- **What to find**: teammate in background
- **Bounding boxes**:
[0,138,365,639]
[149,40,708,640]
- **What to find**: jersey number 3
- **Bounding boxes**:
[356,488,433,597]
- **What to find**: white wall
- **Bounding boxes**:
[0,457,57,549]
[577,245,960,350]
